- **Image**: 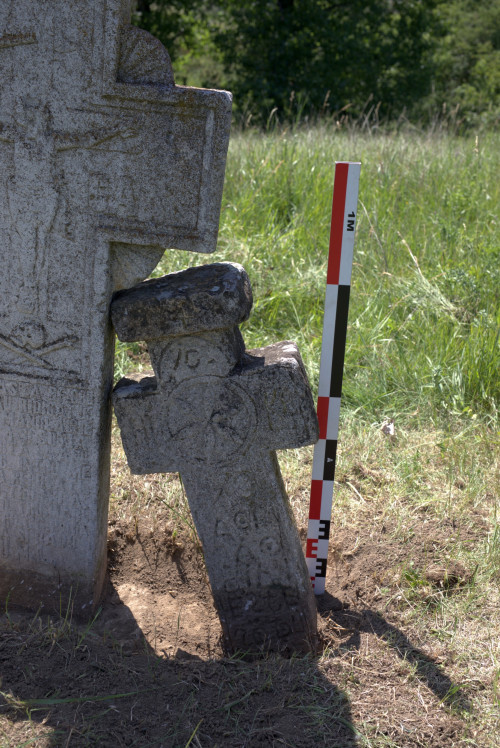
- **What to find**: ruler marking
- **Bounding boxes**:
[317,285,338,396]
[308,518,320,538]
[323,439,337,481]
[326,397,341,440]
[317,539,330,557]
[309,480,323,519]
[318,519,331,540]
[306,538,318,558]
[339,167,360,284]
[306,161,360,595]
[329,285,351,397]
[311,439,326,479]
[320,480,335,518]
[316,396,330,440]
[327,163,349,285]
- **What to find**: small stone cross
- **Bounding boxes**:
[112,263,319,654]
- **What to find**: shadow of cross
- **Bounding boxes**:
[111,262,320,656]
[0,0,231,615]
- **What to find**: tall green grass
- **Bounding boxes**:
[144,126,499,429]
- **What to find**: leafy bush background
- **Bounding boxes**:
[132,0,500,128]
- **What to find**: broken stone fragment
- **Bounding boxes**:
[111,262,253,341]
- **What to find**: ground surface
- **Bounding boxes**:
[1,457,495,747]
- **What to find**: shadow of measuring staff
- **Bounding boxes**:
[0,591,360,747]
[0,591,473,745]
[318,592,472,714]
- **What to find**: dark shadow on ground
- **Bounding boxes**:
[0,588,360,748]
[318,592,472,713]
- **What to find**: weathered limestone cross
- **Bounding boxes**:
[111,263,319,654]
[0,0,231,612]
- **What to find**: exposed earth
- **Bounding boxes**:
[1,494,486,747]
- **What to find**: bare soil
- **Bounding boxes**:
[0,500,486,747]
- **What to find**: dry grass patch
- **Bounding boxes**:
[1,419,497,746]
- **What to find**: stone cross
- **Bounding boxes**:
[0,1,231,613]
[111,263,319,654]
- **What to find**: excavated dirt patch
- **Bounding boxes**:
[101,515,223,658]
[0,510,485,746]
[96,511,480,660]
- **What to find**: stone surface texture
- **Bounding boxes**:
[0,0,232,613]
[112,263,319,654]
[111,262,253,341]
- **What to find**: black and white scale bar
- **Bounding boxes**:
[305,162,360,595]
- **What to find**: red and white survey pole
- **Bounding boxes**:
[306,161,361,595]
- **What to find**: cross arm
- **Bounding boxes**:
[235,341,319,452]
[112,372,181,475]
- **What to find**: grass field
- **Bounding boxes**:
[118,124,499,422]
[2,126,499,746]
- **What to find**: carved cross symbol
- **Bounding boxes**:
[0,98,138,316]
[112,263,319,654]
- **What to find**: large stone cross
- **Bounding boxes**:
[111,263,319,654]
[0,1,231,612]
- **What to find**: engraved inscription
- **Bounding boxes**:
[92,112,207,233]
[214,586,311,652]
[0,31,36,47]
[0,2,37,48]
[0,379,95,568]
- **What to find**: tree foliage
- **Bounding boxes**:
[132,0,201,60]
[214,0,438,120]
[131,1,499,126]
[426,0,500,124]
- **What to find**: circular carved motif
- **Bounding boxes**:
[166,376,256,463]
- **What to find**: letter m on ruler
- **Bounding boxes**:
[306,162,361,595]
